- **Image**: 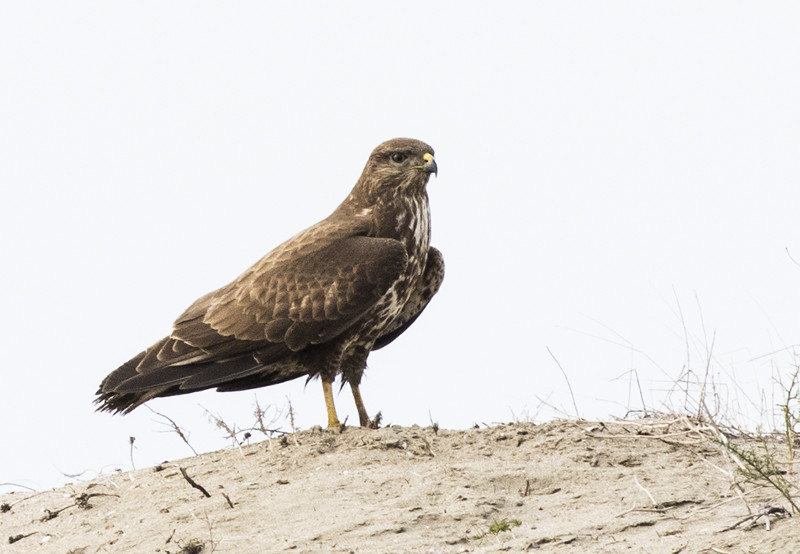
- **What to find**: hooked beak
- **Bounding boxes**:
[422,152,438,177]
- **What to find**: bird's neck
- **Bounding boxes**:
[373,190,431,250]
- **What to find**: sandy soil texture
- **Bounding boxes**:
[2,419,798,553]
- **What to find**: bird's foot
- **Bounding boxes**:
[327,415,347,432]
[326,417,342,430]
[366,411,382,429]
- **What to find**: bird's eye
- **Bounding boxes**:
[390,152,408,164]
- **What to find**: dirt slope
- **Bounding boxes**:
[2,419,797,553]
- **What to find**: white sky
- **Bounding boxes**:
[2,2,799,491]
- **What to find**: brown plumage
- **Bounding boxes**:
[96,138,444,428]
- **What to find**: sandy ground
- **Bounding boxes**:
[2,418,798,553]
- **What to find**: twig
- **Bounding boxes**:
[534,394,574,420]
[612,416,685,428]
[203,510,217,552]
[145,405,198,455]
[252,396,284,438]
[129,436,136,471]
[719,505,789,532]
[633,474,657,507]
[428,410,439,433]
[701,456,733,478]
[681,485,765,519]
[786,247,800,269]
[521,479,531,497]
[632,369,648,417]
[613,499,700,519]
[611,369,650,418]
[222,492,234,509]
[286,396,299,446]
[697,324,716,421]
[179,467,210,498]
[587,430,699,440]
[682,416,753,514]
[8,532,38,544]
[614,506,664,518]
[673,287,692,412]
[545,346,580,419]
[777,363,799,462]
[0,482,37,492]
[201,405,245,457]
[3,490,49,510]
[38,492,118,522]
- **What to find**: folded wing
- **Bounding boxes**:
[97,221,410,411]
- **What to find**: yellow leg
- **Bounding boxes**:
[350,383,370,427]
[322,380,341,429]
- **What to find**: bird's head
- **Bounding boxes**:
[350,138,437,206]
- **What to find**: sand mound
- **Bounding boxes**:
[2,419,797,553]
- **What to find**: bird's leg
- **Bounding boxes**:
[321,380,341,429]
[349,382,370,427]
[341,345,378,428]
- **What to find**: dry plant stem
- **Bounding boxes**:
[786,246,800,268]
[546,346,581,419]
[682,416,752,514]
[39,493,119,522]
[633,474,657,507]
[588,429,698,440]
[287,396,299,445]
[779,363,799,462]
[534,395,575,420]
[720,505,790,532]
[254,397,269,435]
[0,482,36,492]
[689,403,799,515]
[613,499,700,519]
[203,510,218,552]
[615,417,685,428]
[145,405,198,455]
[782,403,795,462]
[4,490,50,509]
[8,532,38,544]
[179,467,210,498]
[628,368,648,417]
[201,405,245,458]
[723,438,800,513]
[252,397,283,437]
[246,399,288,453]
[701,456,733,478]
[679,485,765,520]
[672,287,692,412]
[129,436,136,471]
[697,328,716,421]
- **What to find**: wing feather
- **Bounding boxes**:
[200,234,408,350]
[102,216,410,399]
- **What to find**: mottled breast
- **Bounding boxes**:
[352,193,431,346]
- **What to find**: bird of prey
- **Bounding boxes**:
[96,138,443,429]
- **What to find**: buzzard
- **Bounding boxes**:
[96,138,443,428]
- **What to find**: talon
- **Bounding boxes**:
[368,411,382,429]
